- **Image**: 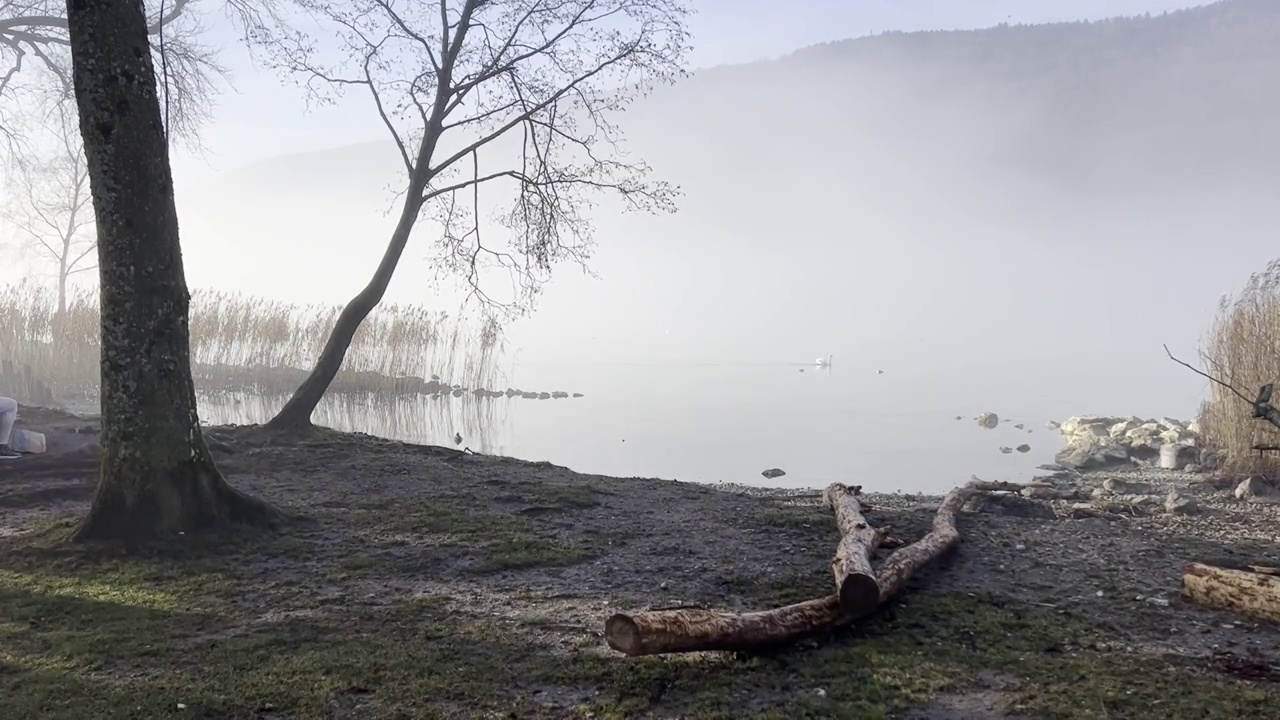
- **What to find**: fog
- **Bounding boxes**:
[172,3,1276,416]
[10,0,1276,489]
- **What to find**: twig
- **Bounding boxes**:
[1164,344,1280,430]
[1163,344,1255,405]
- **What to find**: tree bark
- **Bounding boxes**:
[65,0,282,544]
[874,482,985,600]
[264,194,422,430]
[1181,562,1280,624]
[605,596,847,657]
[823,483,885,618]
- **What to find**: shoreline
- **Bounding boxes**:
[3,405,1278,717]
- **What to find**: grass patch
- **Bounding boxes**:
[0,537,1272,719]
[526,482,607,509]
[341,499,594,573]
[759,507,826,529]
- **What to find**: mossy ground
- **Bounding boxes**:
[1,415,1277,718]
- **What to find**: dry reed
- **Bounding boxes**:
[1198,258,1280,475]
[0,282,505,407]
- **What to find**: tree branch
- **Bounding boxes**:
[1164,343,1280,430]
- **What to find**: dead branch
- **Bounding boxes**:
[875,481,987,601]
[1164,344,1280,430]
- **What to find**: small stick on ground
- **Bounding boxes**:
[1181,562,1280,624]
[823,483,887,618]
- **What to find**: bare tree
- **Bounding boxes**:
[260,0,690,430]
[65,0,281,544]
[1,0,289,160]
[2,99,95,314]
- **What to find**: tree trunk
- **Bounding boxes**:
[57,262,67,317]
[264,195,421,430]
[1181,562,1280,624]
[823,483,884,618]
[605,596,848,657]
[65,0,281,544]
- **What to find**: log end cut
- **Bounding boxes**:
[604,613,644,656]
[838,573,881,619]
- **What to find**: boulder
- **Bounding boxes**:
[977,412,999,429]
[1164,490,1199,515]
[1103,478,1154,495]
[9,428,45,454]
[1109,420,1140,437]
[761,468,786,479]
[1159,443,1198,470]
[1056,443,1131,471]
[1235,476,1280,503]
[963,493,1056,520]
[1015,444,1031,453]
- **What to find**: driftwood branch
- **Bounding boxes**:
[604,596,845,656]
[604,480,1026,656]
[823,483,886,618]
[875,482,984,600]
[1181,562,1280,624]
[1163,344,1280,429]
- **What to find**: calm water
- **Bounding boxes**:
[198,361,1083,494]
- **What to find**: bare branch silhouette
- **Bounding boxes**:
[259,0,691,428]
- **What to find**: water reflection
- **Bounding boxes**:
[198,390,511,454]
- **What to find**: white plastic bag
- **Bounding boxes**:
[10,428,46,454]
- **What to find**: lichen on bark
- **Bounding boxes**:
[65,0,282,544]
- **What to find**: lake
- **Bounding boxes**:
[197,360,1085,494]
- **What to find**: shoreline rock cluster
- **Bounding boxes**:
[1049,415,1220,472]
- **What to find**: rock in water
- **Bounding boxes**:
[761,468,786,479]
[1016,444,1031,453]
[977,412,999,429]
[999,446,1013,454]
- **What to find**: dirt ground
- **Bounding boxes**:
[1,405,1278,719]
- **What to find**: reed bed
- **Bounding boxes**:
[1198,258,1280,475]
[0,282,505,407]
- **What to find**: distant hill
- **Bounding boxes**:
[178,0,1280,402]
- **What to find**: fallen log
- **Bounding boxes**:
[604,480,1023,656]
[1181,562,1280,624]
[875,481,985,600]
[604,595,846,656]
[823,483,886,618]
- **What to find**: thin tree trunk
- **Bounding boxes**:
[265,195,422,430]
[65,0,281,544]
[57,263,67,317]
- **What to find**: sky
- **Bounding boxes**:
[167,0,1217,184]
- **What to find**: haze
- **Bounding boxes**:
[8,0,1271,488]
